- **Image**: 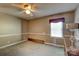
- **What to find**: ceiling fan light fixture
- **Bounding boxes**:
[25,10,31,14]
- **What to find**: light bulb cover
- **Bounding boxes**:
[25,10,31,14]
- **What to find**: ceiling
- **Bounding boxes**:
[0,3,79,20]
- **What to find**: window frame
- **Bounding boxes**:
[49,18,65,38]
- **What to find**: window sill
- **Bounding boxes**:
[50,37,64,39]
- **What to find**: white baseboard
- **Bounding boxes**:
[0,40,26,49]
[44,42,64,48]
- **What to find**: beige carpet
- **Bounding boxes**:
[0,41,64,56]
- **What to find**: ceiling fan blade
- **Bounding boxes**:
[11,4,25,10]
[29,12,34,16]
[30,9,40,14]
[18,10,25,15]
[18,10,33,16]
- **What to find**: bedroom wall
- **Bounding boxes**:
[75,5,79,48]
[0,13,28,47]
[22,19,28,41]
[28,11,74,46]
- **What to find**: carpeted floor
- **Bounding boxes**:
[0,41,64,56]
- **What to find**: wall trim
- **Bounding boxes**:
[0,33,49,38]
[28,38,64,48]
[0,40,27,49]
[44,42,64,48]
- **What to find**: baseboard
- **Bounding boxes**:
[44,42,64,48]
[28,38,64,48]
[0,40,26,49]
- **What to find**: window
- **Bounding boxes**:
[50,18,64,37]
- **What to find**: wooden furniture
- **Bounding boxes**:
[28,38,45,44]
[64,23,79,56]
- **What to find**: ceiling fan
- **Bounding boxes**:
[12,3,37,16]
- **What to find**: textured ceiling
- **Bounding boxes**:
[0,3,79,20]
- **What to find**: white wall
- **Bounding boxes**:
[0,13,22,47]
[28,12,74,46]
[75,5,79,48]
